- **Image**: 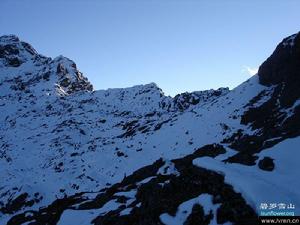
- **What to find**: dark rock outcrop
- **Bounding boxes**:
[259,32,300,86]
[258,157,275,171]
[172,88,230,111]
[222,32,300,165]
[258,32,300,108]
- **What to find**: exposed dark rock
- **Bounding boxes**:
[116,151,125,157]
[98,119,106,123]
[42,71,51,81]
[8,57,22,67]
[173,92,200,111]
[259,32,300,87]
[57,63,68,75]
[145,112,156,117]
[221,33,300,165]
[154,119,172,131]
[258,157,275,171]
[56,61,93,93]
[70,152,79,157]
[0,44,20,58]
[0,193,34,214]
[21,41,37,55]
[60,78,71,87]
[118,119,154,138]
[7,194,84,225]
[172,88,230,111]
[224,152,259,166]
[223,92,300,165]
[183,204,212,225]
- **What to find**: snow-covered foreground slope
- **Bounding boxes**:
[1,32,300,225]
[194,137,300,215]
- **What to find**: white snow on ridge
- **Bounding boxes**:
[58,199,120,225]
[160,194,225,225]
[193,137,300,215]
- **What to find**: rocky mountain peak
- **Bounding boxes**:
[52,56,93,94]
[0,35,40,68]
[0,34,20,44]
[257,31,300,109]
[0,35,93,96]
[258,31,300,86]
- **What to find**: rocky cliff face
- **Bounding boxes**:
[0,35,93,97]
[259,32,300,86]
[224,32,300,166]
[1,33,300,225]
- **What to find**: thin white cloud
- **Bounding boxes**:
[242,66,258,76]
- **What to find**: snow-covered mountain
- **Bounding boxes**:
[0,32,299,225]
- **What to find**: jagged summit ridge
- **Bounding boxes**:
[0,35,93,96]
[0,34,41,67]
[0,35,21,44]
[0,34,229,111]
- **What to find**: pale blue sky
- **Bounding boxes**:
[1,0,300,96]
